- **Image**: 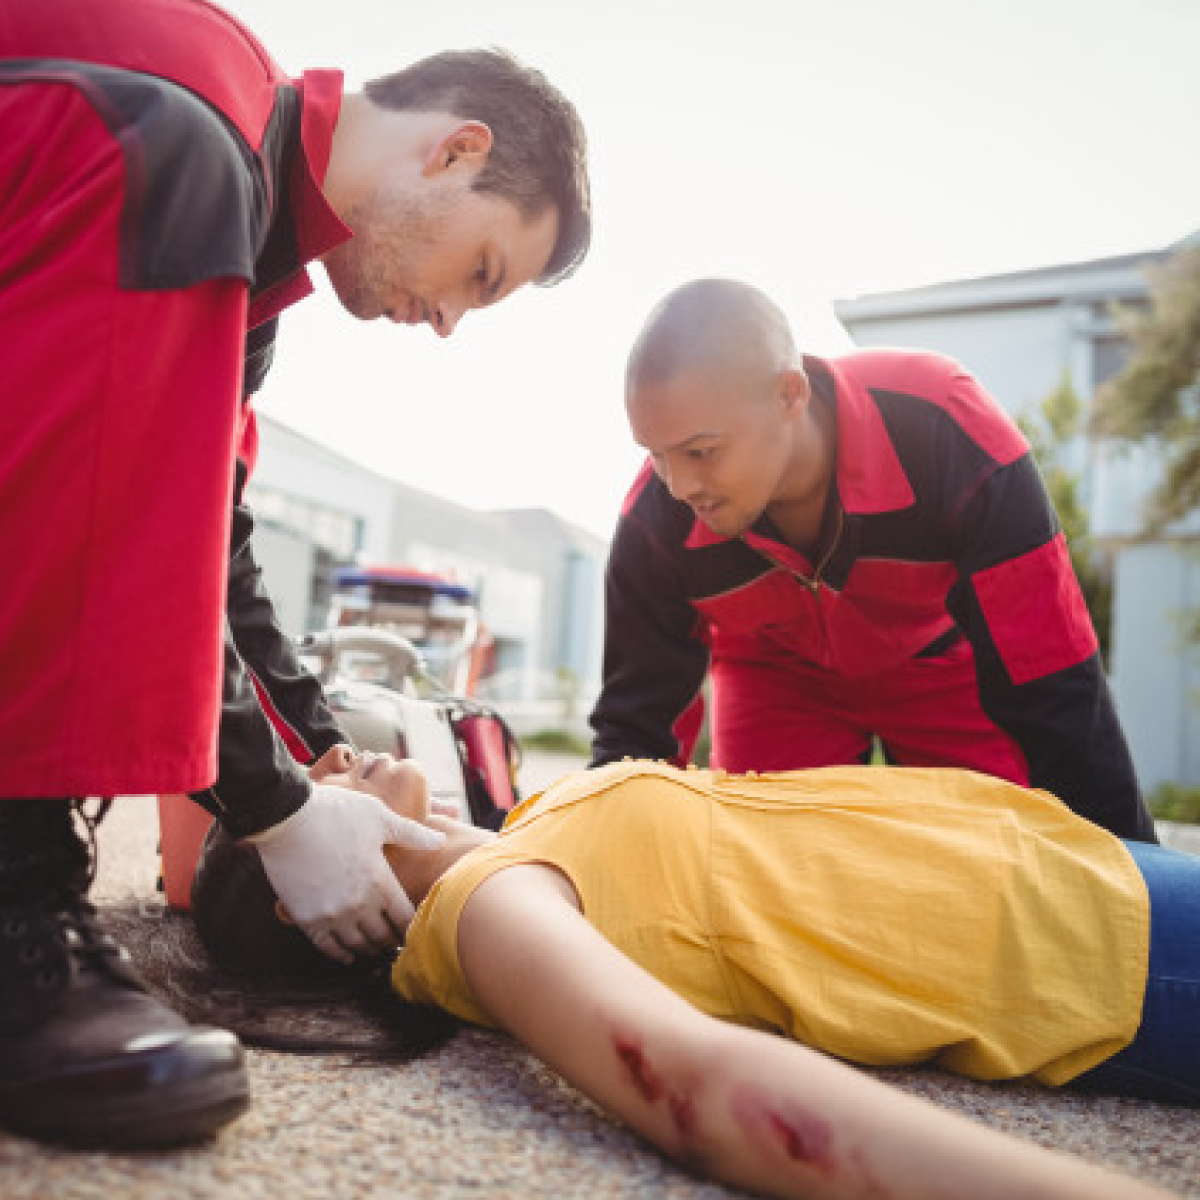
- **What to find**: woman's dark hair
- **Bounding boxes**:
[364,48,591,285]
[191,822,338,978]
[190,823,458,1057]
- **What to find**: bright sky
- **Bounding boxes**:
[233,0,1200,540]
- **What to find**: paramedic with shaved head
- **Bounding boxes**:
[589,278,1153,843]
[0,0,590,1149]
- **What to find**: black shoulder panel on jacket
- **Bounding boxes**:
[0,58,270,291]
[249,84,303,299]
[869,387,1004,515]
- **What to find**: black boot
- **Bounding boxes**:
[0,798,249,1148]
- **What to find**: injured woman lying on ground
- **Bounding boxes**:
[191,752,1198,1200]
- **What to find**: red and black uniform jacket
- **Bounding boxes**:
[591,349,1155,841]
[0,0,352,835]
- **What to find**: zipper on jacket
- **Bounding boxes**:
[797,506,845,592]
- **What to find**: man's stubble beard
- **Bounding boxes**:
[324,181,449,322]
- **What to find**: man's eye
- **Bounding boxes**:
[690,447,715,461]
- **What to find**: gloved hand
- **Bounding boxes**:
[246,781,445,964]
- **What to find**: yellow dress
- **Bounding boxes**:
[393,760,1149,1085]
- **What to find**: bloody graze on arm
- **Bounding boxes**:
[614,1035,663,1103]
[730,1082,837,1175]
[612,1034,700,1160]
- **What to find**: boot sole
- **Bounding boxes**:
[0,1029,250,1150]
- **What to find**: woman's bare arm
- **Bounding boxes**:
[457,864,1177,1200]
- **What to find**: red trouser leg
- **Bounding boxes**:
[860,636,1029,783]
[0,82,247,796]
[710,655,871,772]
[710,637,1028,784]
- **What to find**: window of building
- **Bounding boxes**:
[244,483,363,561]
[1091,333,1131,388]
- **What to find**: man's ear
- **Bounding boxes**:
[422,120,494,177]
[778,367,811,416]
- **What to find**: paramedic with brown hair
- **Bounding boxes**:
[0,0,590,1148]
[590,278,1154,844]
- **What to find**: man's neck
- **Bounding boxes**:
[765,397,836,553]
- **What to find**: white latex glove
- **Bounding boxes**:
[246,782,444,964]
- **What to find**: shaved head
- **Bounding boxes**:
[622,279,830,545]
[626,278,798,398]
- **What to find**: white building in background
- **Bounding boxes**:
[834,232,1200,792]
[243,413,607,734]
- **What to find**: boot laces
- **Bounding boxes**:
[0,798,138,993]
[68,797,111,892]
[60,798,138,981]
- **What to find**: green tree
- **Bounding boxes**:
[1093,238,1200,645]
[1018,374,1113,659]
[1092,239,1200,530]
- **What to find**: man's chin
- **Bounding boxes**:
[696,509,745,539]
[321,266,379,321]
[335,293,381,321]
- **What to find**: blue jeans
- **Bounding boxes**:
[1070,840,1200,1105]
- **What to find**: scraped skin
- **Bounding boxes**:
[729,1086,836,1178]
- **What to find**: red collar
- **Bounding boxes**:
[815,354,915,516]
[248,69,352,327]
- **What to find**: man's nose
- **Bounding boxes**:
[659,460,693,504]
[430,300,464,338]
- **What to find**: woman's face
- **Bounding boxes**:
[312,749,432,823]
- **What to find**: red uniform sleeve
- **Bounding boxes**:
[971,534,1098,686]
